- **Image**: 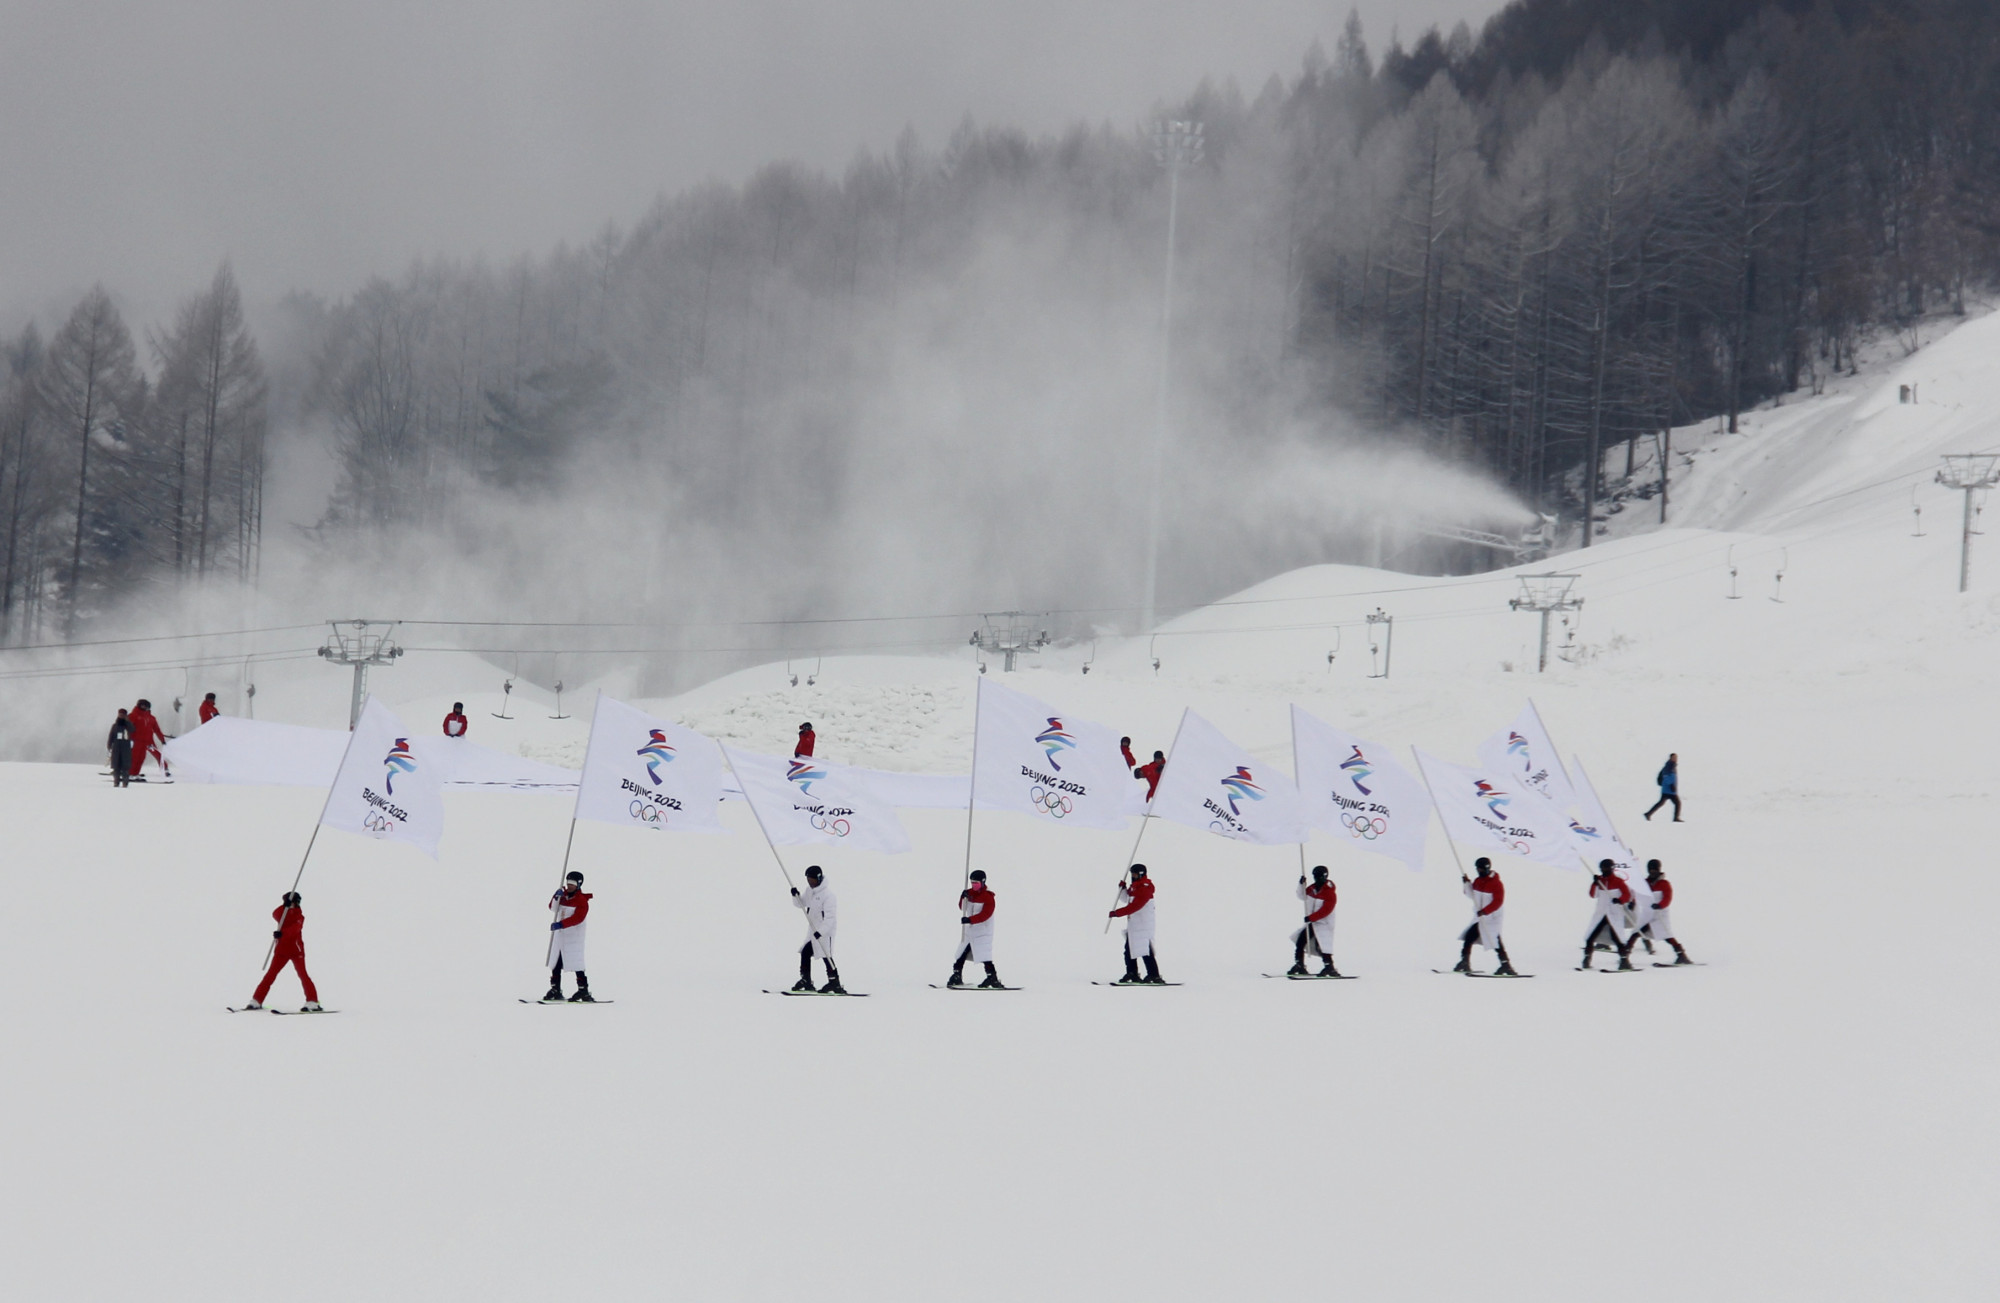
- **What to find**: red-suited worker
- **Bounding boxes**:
[795,722,815,757]
[247,892,321,1011]
[198,692,221,724]
[128,699,168,779]
[443,703,469,737]
[1134,750,1165,801]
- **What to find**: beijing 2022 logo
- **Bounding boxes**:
[1035,718,1076,771]
[787,759,826,795]
[383,738,416,795]
[1220,766,1264,815]
[637,730,675,784]
[1339,745,1374,796]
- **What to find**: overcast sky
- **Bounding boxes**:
[0,0,1502,332]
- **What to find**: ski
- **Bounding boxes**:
[1576,966,1643,973]
[1652,961,1708,968]
[927,983,1020,991]
[1092,980,1183,987]
[270,1008,338,1015]
[1262,972,1358,980]
[764,989,870,997]
[519,998,615,1004]
[1433,969,1534,978]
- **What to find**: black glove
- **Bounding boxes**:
[272,930,282,939]
[812,931,822,939]
[1299,875,1307,885]
[789,887,799,896]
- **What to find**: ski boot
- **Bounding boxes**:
[1318,961,1341,978]
[790,977,816,993]
[820,967,847,996]
[568,974,595,1002]
[542,982,563,1002]
[1141,955,1165,985]
[977,968,1005,989]
[1669,940,1693,965]
[946,969,966,988]
[302,1001,323,1012]
[1493,944,1518,977]
[242,999,263,1010]
[1286,961,1309,976]
[1615,951,1636,972]
[1579,948,1595,971]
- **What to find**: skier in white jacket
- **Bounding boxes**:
[789,865,844,994]
[1108,864,1163,984]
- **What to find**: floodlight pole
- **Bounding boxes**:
[1508,575,1583,673]
[317,619,404,728]
[1140,119,1202,635]
[1936,455,2000,593]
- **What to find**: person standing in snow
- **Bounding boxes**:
[1643,753,1681,821]
[246,891,322,1012]
[948,869,1003,988]
[1108,864,1163,983]
[1455,858,1517,975]
[789,864,844,993]
[106,707,134,788]
[1581,859,1638,970]
[1287,864,1340,976]
[1134,750,1166,802]
[1639,859,1693,965]
[128,698,168,781]
[794,722,815,758]
[198,692,220,725]
[443,703,469,738]
[544,871,595,1002]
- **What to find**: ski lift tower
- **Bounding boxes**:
[969,612,1050,673]
[1508,574,1583,673]
[318,619,404,729]
[1936,454,2000,593]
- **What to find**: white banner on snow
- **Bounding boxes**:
[320,696,445,859]
[1291,706,1429,870]
[1148,710,1306,845]
[573,694,725,835]
[723,745,911,854]
[1474,702,1577,812]
[1412,749,1579,870]
[970,678,1131,831]
[1568,756,1650,926]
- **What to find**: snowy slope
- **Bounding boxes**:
[8,315,2000,1300]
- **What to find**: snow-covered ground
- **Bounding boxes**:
[8,314,2000,1300]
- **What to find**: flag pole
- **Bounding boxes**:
[1409,747,1468,877]
[545,817,580,969]
[262,698,360,969]
[721,743,796,891]
[961,676,983,890]
[1291,707,1309,879]
[1106,709,1188,934]
[1527,697,1575,791]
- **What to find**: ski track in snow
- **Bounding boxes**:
[9,313,2000,1298]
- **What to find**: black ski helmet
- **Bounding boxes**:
[1129,864,1148,877]
[1598,858,1617,873]
[1473,857,1492,872]
[281,891,301,907]
[565,871,584,885]
[1311,864,1329,881]
[968,869,986,882]
[1646,858,1663,875]
[804,865,824,883]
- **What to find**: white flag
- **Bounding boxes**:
[573,694,725,834]
[1568,756,1650,926]
[723,746,911,854]
[1147,710,1306,845]
[1475,703,1577,811]
[320,696,444,859]
[1291,706,1429,870]
[1412,749,1579,870]
[970,678,1131,831]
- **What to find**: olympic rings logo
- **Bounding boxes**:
[1341,811,1388,840]
[810,813,852,837]
[629,800,664,825]
[1028,785,1073,818]
[362,811,396,833]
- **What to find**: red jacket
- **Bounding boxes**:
[1135,758,1164,800]
[1109,877,1155,917]
[1592,875,1633,907]
[959,884,995,924]
[443,711,468,737]
[550,888,591,928]
[795,728,815,757]
[1650,877,1673,909]
[1303,882,1336,921]
[271,905,305,954]
[1120,740,1137,770]
[1471,873,1504,915]
[199,700,220,724]
[129,707,165,750]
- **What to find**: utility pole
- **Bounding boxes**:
[1936,454,2000,593]
[318,619,403,729]
[1140,119,1202,635]
[1508,574,1582,672]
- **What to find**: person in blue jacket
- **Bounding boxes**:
[1644,753,1681,821]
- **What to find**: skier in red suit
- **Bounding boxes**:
[246,892,321,1011]
[795,722,815,757]
[198,692,220,724]
[443,703,468,737]
[1120,736,1138,770]
[127,699,168,780]
[1134,750,1165,801]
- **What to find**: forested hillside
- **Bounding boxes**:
[1,0,1993,647]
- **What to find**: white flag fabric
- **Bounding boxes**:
[319,696,445,859]
[970,678,1132,831]
[1412,749,1580,870]
[573,694,725,834]
[1147,710,1306,845]
[723,746,911,854]
[1291,706,1429,870]
[1475,703,1577,812]
[1568,756,1650,927]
